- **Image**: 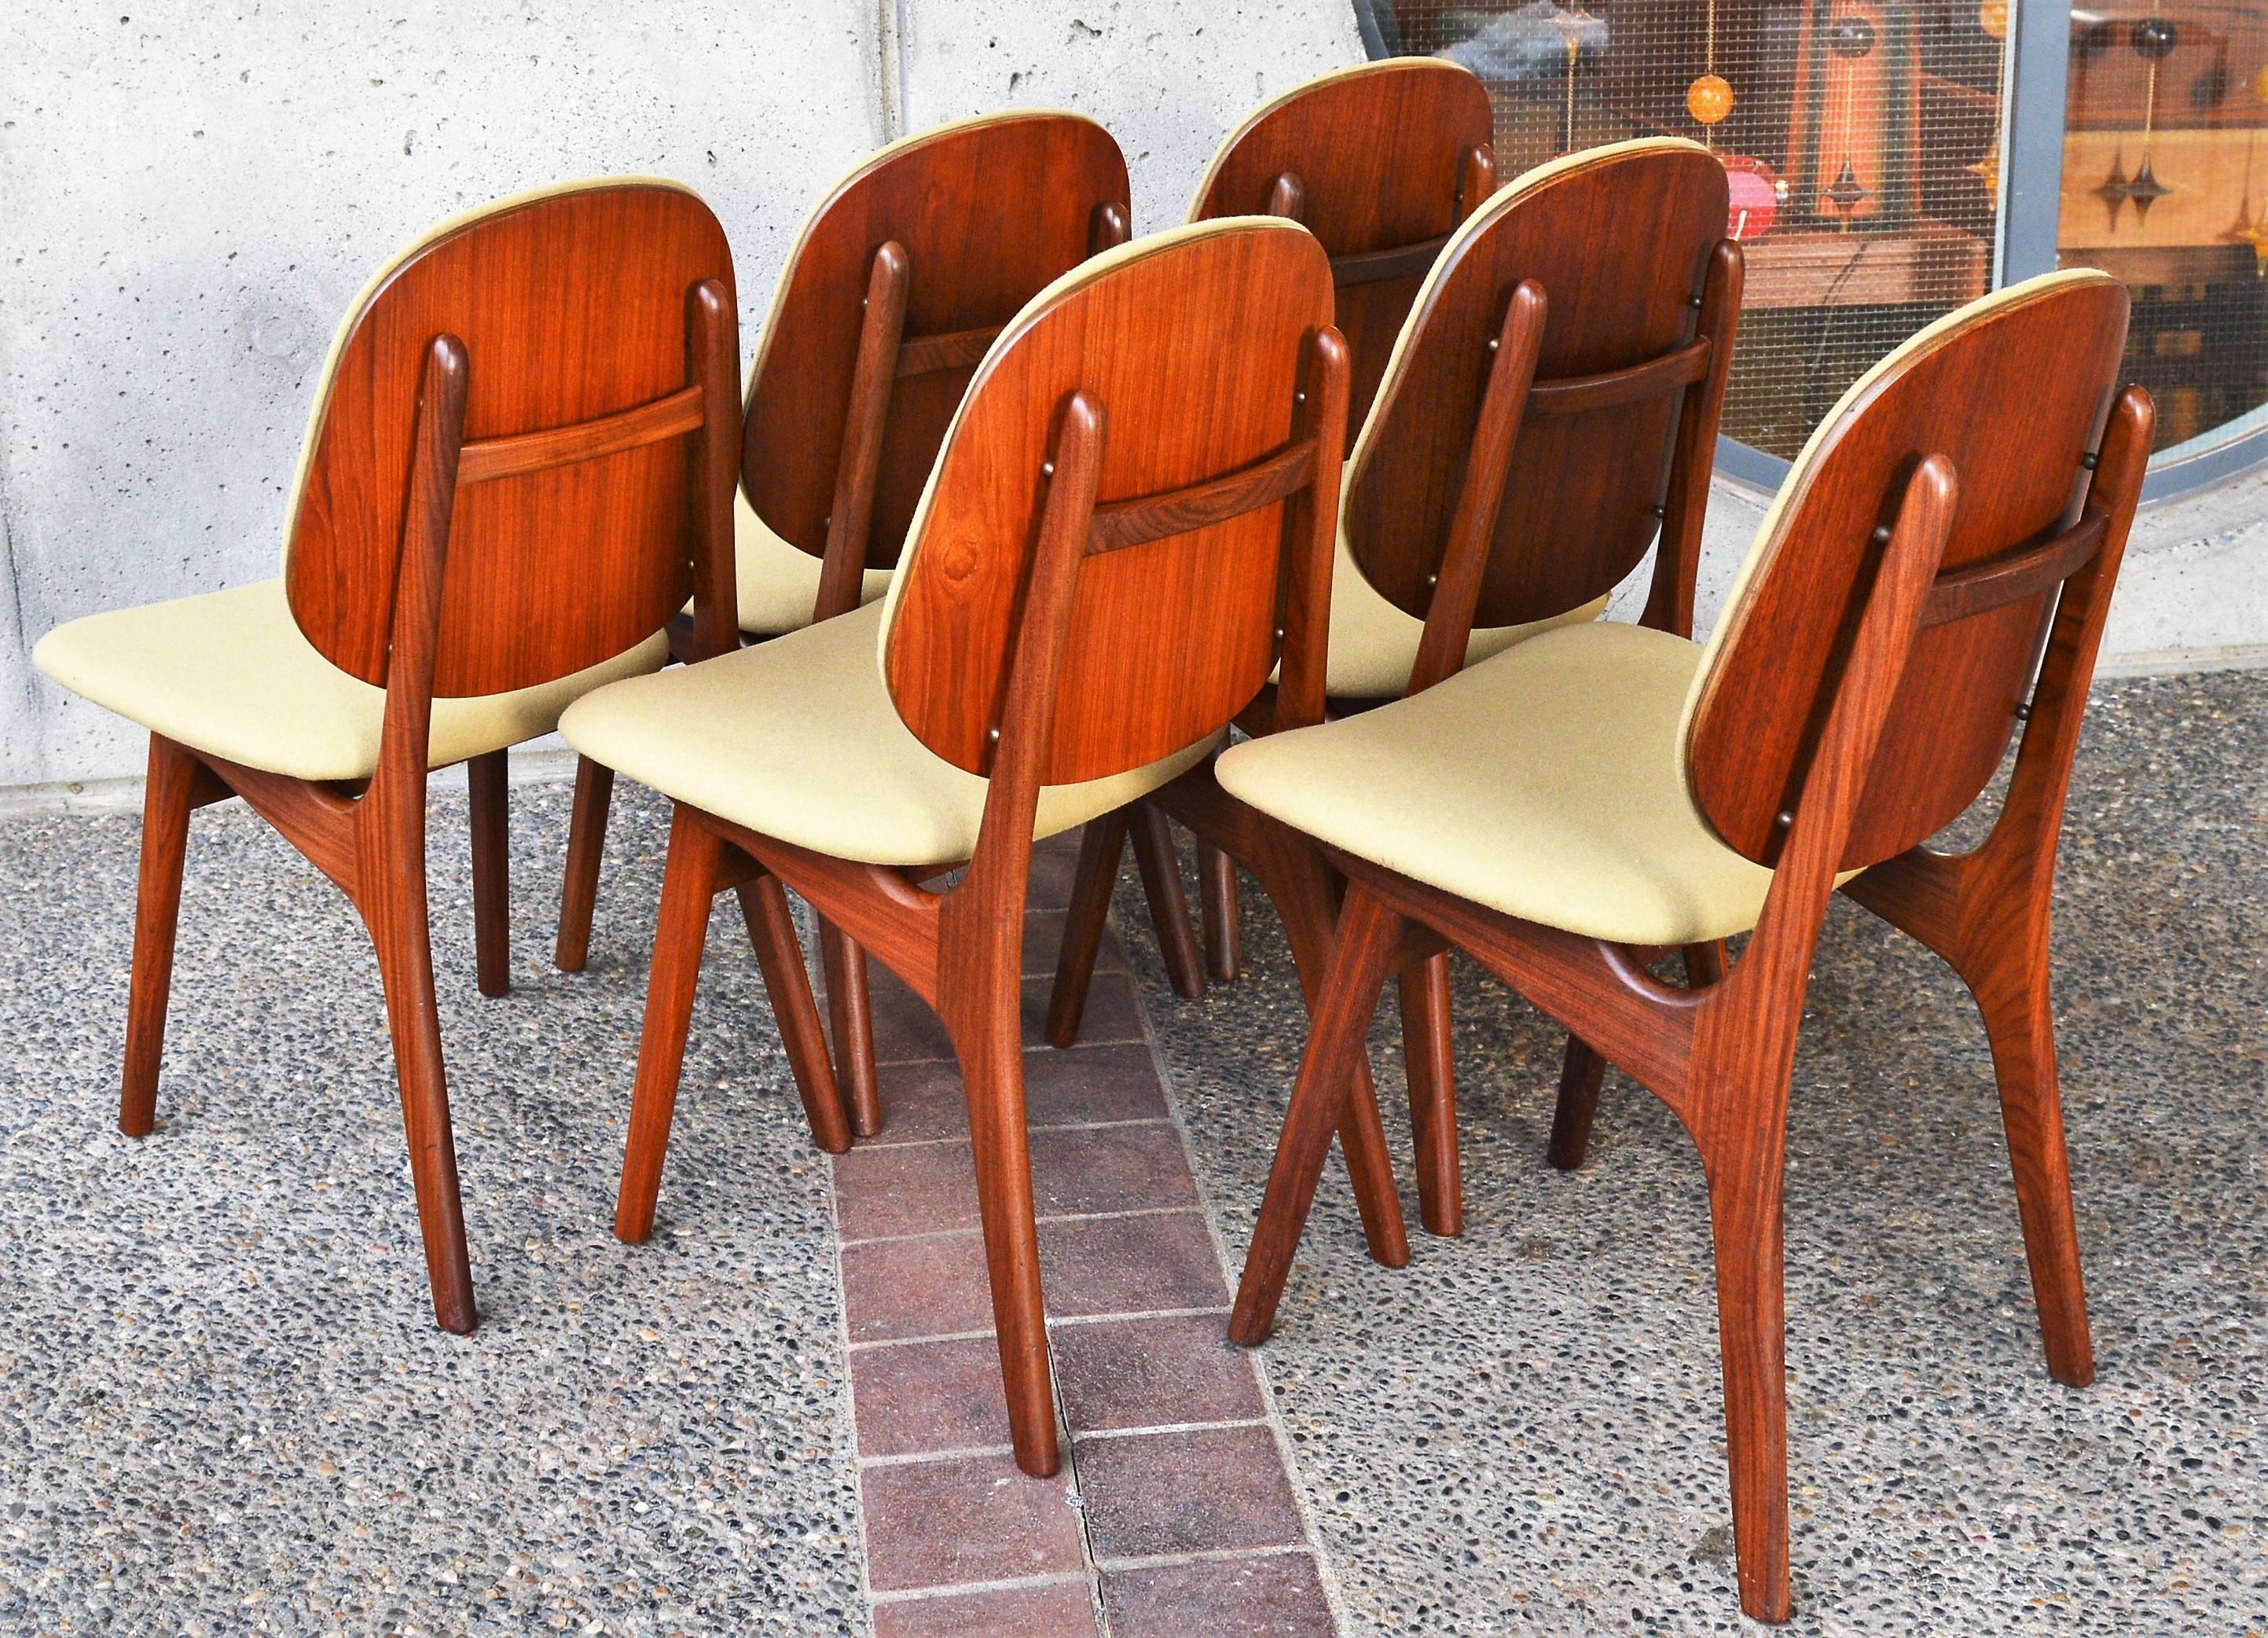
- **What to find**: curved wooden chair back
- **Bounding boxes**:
[1685,270,2134,870]
[742,112,1132,582]
[1345,139,1740,633]
[1190,59,1495,440]
[281,180,736,696]
[882,219,1341,784]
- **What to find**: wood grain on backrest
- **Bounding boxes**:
[283,181,734,696]
[1686,271,2132,869]
[743,112,1131,574]
[882,220,1336,784]
[1191,58,1493,439]
[1345,140,1729,628]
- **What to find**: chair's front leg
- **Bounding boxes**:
[468,749,510,997]
[1198,836,1241,981]
[1399,951,1461,1235]
[820,924,883,1137]
[120,734,204,1138]
[555,755,615,973]
[1044,808,1131,1048]
[736,876,853,1155]
[1547,1036,1608,1172]
[615,804,730,1244]
[1231,883,1411,1346]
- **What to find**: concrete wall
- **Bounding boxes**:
[2,1,2259,799]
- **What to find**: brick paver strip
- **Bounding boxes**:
[829,843,1341,1633]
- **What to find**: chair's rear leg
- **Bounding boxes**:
[555,755,614,973]
[1044,809,1130,1048]
[947,972,1062,1478]
[1686,939,1728,987]
[1967,941,2094,1386]
[1701,1111,1793,1624]
[1252,830,1411,1270]
[1198,836,1242,982]
[736,876,853,1154]
[1128,802,1206,1001]
[362,805,477,1334]
[820,925,883,1138]
[468,750,511,997]
[1399,952,1462,1236]
[1547,1037,1609,1171]
[615,805,728,1244]
[1231,884,1408,1346]
[121,734,202,1138]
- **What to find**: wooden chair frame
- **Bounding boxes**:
[1051,195,1745,1241]
[1228,382,2156,1621]
[555,192,1131,1145]
[608,309,1385,1476]
[124,277,743,1334]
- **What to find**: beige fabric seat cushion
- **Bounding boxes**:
[33,578,669,784]
[732,492,893,636]
[1217,619,1775,947]
[1319,521,1608,699]
[560,601,1217,869]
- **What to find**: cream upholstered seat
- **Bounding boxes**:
[560,601,1217,869]
[732,494,891,636]
[1218,618,1773,948]
[36,580,666,784]
[1318,523,1607,699]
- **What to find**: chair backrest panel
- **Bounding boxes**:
[1685,271,2130,869]
[1346,141,1728,628]
[882,220,1335,784]
[1191,59,1494,439]
[743,113,1130,573]
[283,181,733,696]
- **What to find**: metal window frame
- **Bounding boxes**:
[1356,0,2268,500]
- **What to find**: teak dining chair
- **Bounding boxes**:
[1051,138,1744,1239]
[1216,269,2151,1621]
[552,113,1133,1146]
[560,217,1379,1475]
[1048,57,1520,1010]
[33,180,739,1332]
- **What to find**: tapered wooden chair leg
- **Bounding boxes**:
[615,806,728,1244]
[120,736,201,1139]
[1198,836,1241,982]
[820,925,883,1138]
[1400,951,1462,1236]
[1969,948,2094,1386]
[1686,939,1727,988]
[1547,1037,1609,1171]
[1044,810,1129,1048]
[736,876,853,1155]
[949,984,1062,1478]
[1128,802,1206,1001]
[468,749,511,997]
[1231,884,1408,1346]
[555,755,614,973]
[363,831,478,1334]
[1250,833,1411,1269]
[1703,1126,1793,1624]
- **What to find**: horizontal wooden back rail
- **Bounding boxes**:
[895,324,1004,380]
[1332,234,1454,288]
[1525,337,1712,417]
[1919,509,2108,629]
[452,382,706,486]
[1086,438,1319,556]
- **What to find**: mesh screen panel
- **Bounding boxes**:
[2057,4,2268,458]
[1376,2,2007,459]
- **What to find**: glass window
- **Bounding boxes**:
[1380,2,2011,460]
[2057,3,2268,462]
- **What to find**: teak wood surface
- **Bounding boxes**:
[1229,274,2149,1623]
[560,116,1135,1140]
[1049,141,1744,1240]
[122,183,740,1333]
[605,220,1404,1479]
